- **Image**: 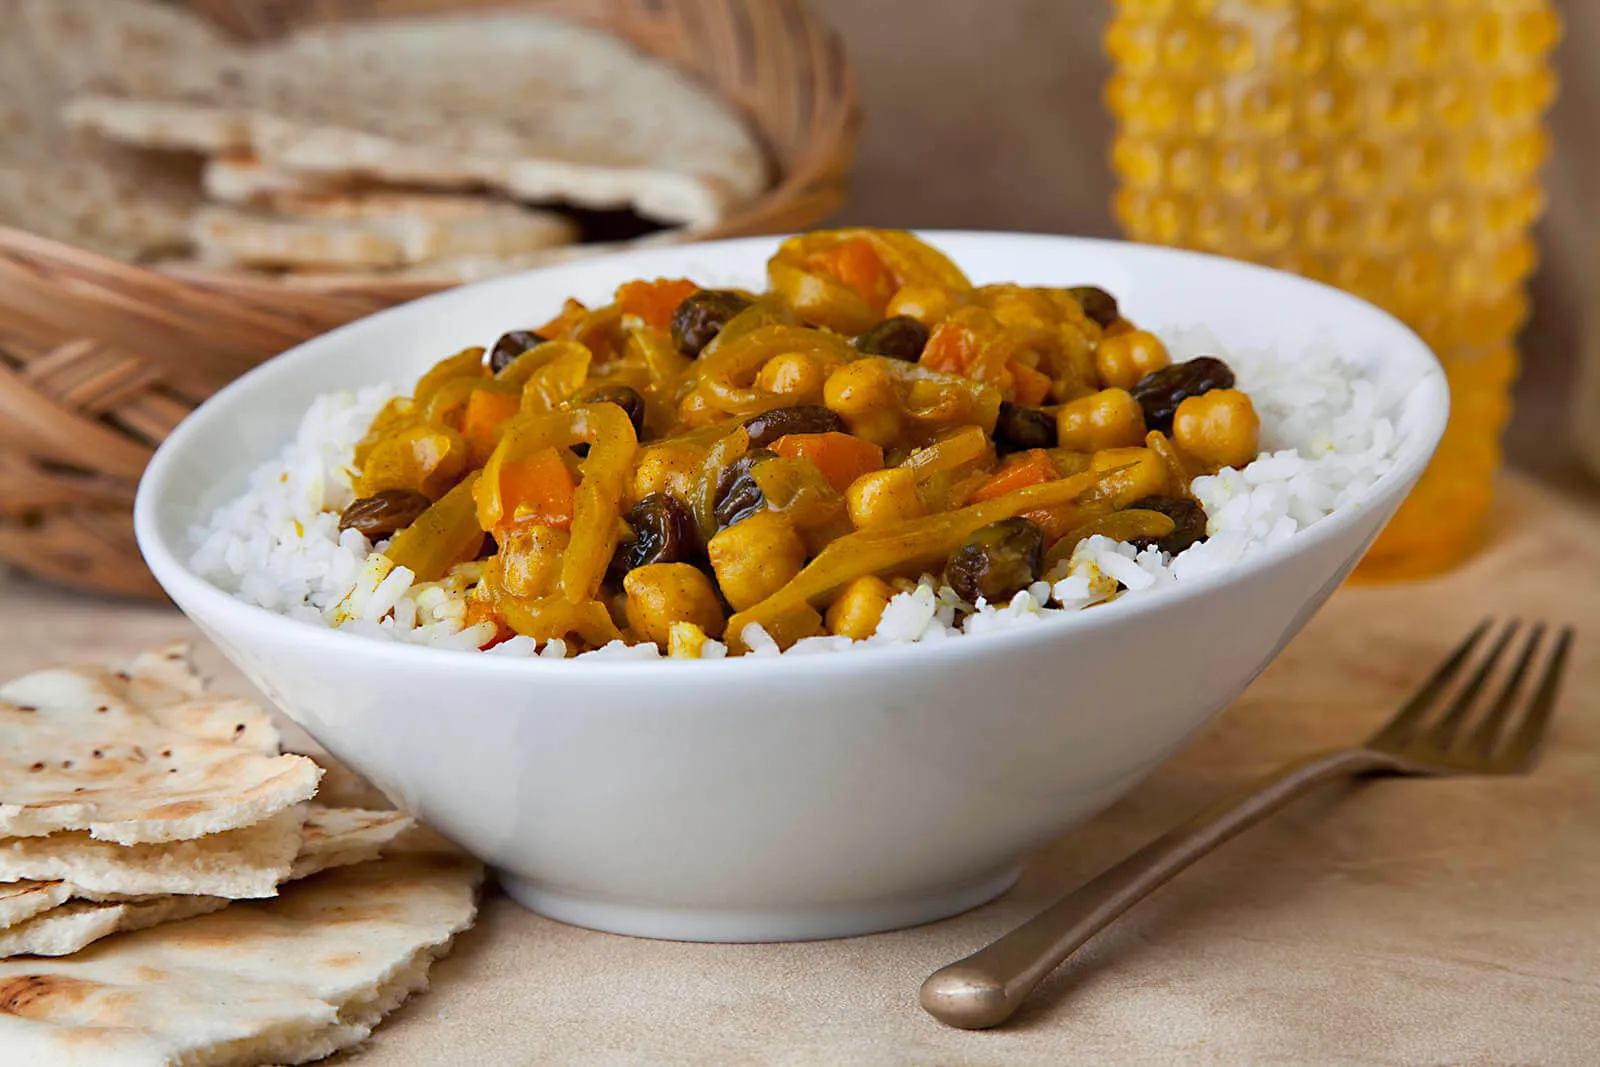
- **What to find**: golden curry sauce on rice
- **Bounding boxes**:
[337,229,1261,655]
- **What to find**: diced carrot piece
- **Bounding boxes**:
[615,278,700,329]
[834,240,894,303]
[920,309,1014,383]
[1009,360,1053,406]
[771,432,885,493]
[970,449,1058,503]
[920,319,979,375]
[806,238,896,309]
[496,447,576,531]
[461,389,520,468]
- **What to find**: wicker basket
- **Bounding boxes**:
[0,0,858,599]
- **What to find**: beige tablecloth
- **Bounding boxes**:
[2,475,1597,1065]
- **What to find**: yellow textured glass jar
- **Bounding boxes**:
[1106,0,1560,578]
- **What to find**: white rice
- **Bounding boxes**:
[190,329,1419,659]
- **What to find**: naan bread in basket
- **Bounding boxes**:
[1,0,768,288]
[0,0,221,260]
[189,197,578,270]
[65,8,769,230]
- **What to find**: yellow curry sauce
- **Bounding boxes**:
[340,229,1262,656]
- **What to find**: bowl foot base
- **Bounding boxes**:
[498,866,1022,943]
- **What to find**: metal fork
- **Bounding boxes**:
[921,619,1575,1030]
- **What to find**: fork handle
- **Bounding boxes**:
[920,747,1397,1029]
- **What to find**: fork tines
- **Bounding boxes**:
[1369,619,1575,770]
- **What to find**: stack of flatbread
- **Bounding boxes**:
[0,646,484,1065]
[1,0,768,286]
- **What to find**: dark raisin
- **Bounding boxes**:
[713,448,777,529]
[1126,496,1209,556]
[944,518,1046,605]
[338,489,432,539]
[487,330,548,374]
[578,384,646,437]
[1131,356,1237,434]
[671,290,753,357]
[570,384,647,458]
[617,493,701,573]
[741,405,846,448]
[854,316,930,361]
[994,401,1058,453]
[1069,286,1120,329]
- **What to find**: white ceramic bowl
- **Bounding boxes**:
[136,233,1447,943]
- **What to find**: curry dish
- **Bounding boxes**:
[339,229,1261,655]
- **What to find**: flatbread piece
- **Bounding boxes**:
[201,152,353,204]
[0,831,483,1066]
[1,806,413,958]
[0,805,308,899]
[190,200,577,270]
[0,656,320,845]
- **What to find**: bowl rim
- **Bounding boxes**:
[135,230,1450,679]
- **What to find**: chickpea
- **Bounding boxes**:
[632,441,702,504]
[707,510,807,611]
[825,575,896,640]
[1090,446,1169,502]
[624,563,726,647]
[885,284,954,327]
[1055,388,1147,452]
[1173,389,1260,471]
[756,352,827,405]
[823,359,903,446]
[846,467,926,529]
[1094,329,1171,391]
